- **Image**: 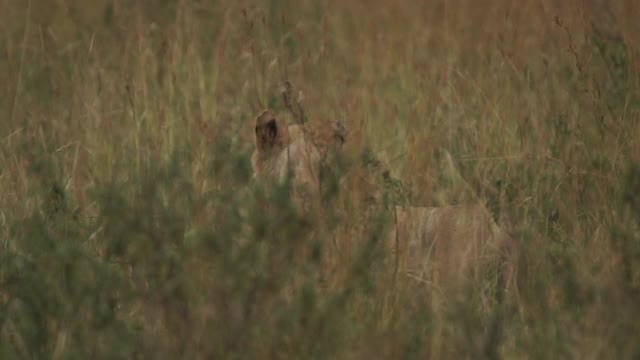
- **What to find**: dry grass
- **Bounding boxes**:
[1,0,640,358]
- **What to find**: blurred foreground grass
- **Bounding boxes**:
[1,0,640,358]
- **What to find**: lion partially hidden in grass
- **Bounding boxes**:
[250,109,513,294]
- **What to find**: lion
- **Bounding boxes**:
[250,109,514,294]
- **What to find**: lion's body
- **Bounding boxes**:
[390,205,512,290]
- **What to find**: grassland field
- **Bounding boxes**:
[1,0,640,358]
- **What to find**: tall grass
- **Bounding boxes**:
[1,0,639,358]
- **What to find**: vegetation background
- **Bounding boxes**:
[1,0,639,358]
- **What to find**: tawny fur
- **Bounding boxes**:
[251,110,345,212]
[250,109,513,292]
[390,205,512,290]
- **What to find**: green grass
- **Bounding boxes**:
[1,0,640,358]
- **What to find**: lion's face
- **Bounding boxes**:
[251,109,346,210]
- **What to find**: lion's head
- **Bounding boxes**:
[251,109,346,211]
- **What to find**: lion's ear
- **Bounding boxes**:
[333,120,347,145]
[255,110,283,154]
